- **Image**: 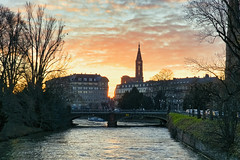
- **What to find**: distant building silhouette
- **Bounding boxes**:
[146,74,218,111]
[120,43,144,84]
[47,74,109,110]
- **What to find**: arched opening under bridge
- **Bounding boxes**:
[70,111,168,127]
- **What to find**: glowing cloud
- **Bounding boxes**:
[1,0,224,97]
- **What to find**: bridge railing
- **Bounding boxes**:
[71,108,168,113]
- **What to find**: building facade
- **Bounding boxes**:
[146,74,217,111]
[116,74,217,111]
[47,74,109,110]
[115,81,150,100]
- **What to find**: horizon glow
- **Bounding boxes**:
[1,0,225,97]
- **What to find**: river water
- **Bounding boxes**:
[0,119,207,160]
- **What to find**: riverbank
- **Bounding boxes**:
[0,119,73,142]
[168,113,240,160]
[0,121,43,141]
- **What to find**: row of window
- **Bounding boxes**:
[165,92,186,99]
[71,82,99,85]
[116,88,147,94]
[156,86,189,90]
[170,81,190,84]
[71,77,98,82]
[72,86,100,90]
[118,83,149,88]
[71,90,107,94]
[76,90,107,95]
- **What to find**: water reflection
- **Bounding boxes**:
[0,119,207,160]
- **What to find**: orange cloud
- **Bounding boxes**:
[3,0,224,97]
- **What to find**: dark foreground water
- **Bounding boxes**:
[0,119,207,160]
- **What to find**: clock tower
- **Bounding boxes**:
[135,43,143,82]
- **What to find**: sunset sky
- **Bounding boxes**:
[2,0,224,97]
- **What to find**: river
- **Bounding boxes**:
[0,119,207,160]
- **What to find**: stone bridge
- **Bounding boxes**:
[71,110,168,127]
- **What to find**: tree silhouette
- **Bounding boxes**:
[23,3,68,89]
[151,68,173,81]
[0,5,26,93]
[118,87,154,110]
[118,87,143,110]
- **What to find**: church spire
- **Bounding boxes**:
[135,42,143,82]
[136,42,142,61]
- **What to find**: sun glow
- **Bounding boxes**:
[2,0,224,98]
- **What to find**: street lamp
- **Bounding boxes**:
[172,96,174,111]
[189,105,191,116]
[159,99,161,111]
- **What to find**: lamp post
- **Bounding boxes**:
[167,100,170,113]
[172,96,174,111]
[177,101,180,112]
[189,105,191,116]
[159,99,161,111]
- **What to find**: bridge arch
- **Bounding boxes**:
[116,115,167,126]
[70,111,168,127]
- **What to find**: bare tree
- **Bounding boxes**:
[23,3,68,89]
[0,6,26,93]
[185,0,240,151]
[186,0,240,83]
[151,68,174,81]
[185,53,225,79]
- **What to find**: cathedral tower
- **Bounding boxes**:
[135,43,143,82]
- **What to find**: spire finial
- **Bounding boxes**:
[138,42,140,49]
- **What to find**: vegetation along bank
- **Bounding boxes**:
[168,113,240,160]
